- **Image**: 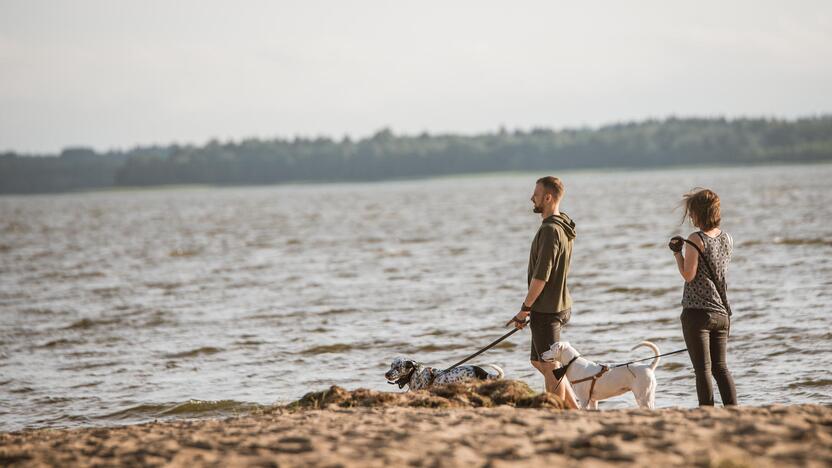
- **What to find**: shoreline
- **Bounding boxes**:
[2,160,830,197]
[2,404,830,467]
[2,382,831,467]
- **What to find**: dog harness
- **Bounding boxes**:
[553,355,611,404]
[570,365,610,404]
[553,355,579,382]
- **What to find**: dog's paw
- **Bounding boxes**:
[540,350,556,362]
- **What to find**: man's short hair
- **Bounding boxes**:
[536,176,565,201]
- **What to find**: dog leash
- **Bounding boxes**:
[608,348,688,368]
[437,319,529,377]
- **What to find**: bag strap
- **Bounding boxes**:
[688,233,732,317]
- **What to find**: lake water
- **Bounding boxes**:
[1,163,831,431]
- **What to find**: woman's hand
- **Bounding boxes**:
[669,236,684,253]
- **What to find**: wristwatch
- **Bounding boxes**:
[521,303,532,312]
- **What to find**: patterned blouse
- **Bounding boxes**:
[681,230,733,315]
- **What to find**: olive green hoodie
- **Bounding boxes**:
[527,212,576,314]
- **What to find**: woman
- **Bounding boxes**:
[669,188,737,406]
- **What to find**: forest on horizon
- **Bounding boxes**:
[2,116,831,194]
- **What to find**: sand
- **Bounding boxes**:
[2,382,831,467]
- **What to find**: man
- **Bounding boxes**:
[510,176,579,409]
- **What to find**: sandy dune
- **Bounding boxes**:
[2,383,830,467]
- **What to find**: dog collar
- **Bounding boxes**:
[388,367,416,389]
[553,355,579,381]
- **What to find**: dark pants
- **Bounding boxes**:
[680,308,737,406]
[529,309,571,361]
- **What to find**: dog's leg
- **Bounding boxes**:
[646,374,657,410]
[632,374,657,409]
[634,391,653,409]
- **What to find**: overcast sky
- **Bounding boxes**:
[1,1,831,153]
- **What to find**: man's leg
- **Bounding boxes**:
[556,365,581,409]
[529,311,579,409]
[531,360,579,409]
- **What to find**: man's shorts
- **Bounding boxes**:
[529,308,571,361]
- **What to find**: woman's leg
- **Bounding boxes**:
[681,309,715,406]
[709,315,737,406]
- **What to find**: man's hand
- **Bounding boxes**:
[506,310,530,329]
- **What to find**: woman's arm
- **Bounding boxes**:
[674,233,703,282]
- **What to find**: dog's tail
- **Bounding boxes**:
[479,364,505,380]
[631,341,661,371]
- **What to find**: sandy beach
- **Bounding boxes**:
[2,382,831,467]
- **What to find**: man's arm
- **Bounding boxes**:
[524,279,547,309]
[511,228,557,328]
[509,278,548,328]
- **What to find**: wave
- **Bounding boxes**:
[314,307,361,316]
[660,362,686,371]
[164,347,224,359]
[405,343,472,353]
[168,248,201,257]
[299,343,356,355]
[64,318,121,330]
[59,361,122,371]
[604,286,676,297]
[102,399,262,421]
[741,238,832,247]
[298,338,441,356]
[246,307,360,321]
[416,329,454,338]
[38,338,85,348]
[788,379,832,389]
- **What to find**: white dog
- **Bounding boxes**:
[541,341,660,410]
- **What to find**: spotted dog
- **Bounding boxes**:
[384,357,504,391]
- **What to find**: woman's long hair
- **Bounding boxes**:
[681,188,721,231]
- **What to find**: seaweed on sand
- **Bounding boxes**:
[281,379,566,411]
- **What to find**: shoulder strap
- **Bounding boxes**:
[684,237,732,317]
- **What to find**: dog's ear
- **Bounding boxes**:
[404,360,416,369]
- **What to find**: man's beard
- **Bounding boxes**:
[532,204,543,214]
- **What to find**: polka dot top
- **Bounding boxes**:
[681,230,733,315]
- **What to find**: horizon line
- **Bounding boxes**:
[4,112,831,157]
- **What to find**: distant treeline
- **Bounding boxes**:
[2,116,832,194]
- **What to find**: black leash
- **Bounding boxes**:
[609,348,688,368]
[438,320,529,376]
